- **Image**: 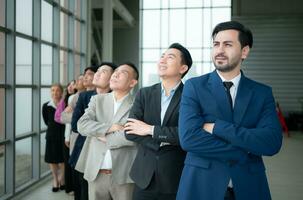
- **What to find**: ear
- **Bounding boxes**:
[241,46,250,60]
[180,65,189,76]
[129,79,138,88]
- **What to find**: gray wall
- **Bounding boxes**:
[232,0,303,113]
[113,0,139,68]
[233,0,303,16]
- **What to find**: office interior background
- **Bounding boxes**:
[0,0,302,199]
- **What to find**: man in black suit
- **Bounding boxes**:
[125,43,192,200]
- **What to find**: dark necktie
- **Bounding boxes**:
[223,81,233,109]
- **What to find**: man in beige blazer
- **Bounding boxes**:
[76,63,139,200]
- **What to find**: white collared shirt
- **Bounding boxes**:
[100,93,128,170]
[216,70,241,108]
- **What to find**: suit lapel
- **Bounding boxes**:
[104,93,114,122]
[112,93,133,123]
[233,75,253,124]
[162,83,183,125]
[153,84,162,124]
[208,71,233,122]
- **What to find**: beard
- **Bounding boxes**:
[213,54,241,72]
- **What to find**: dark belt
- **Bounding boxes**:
[99,169,112,174]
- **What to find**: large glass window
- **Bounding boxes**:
[0,33,5,83]
[140,0,231,86]
[41,1,53,42]
[40,132,48,175]
[60,12,68,47]
[16,37,32,85]
[0,89,4,140]
[15,88,32,136]
[60,0,68,9]
[74,20,81,51]
[75,0,81,17]
[41,44,53,85]
[74,54,81,79]
[0,0,5,27]
[0,145,4,196]
[60,50,68,85]
[15,138,32,188]
[16,0,33,35]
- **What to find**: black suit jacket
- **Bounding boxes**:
[69,90,97,168]
[125,83,186,194]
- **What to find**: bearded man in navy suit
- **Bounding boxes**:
[177,21,282,200]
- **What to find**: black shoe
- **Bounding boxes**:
[60,185,65,190]
[52,187,59,192]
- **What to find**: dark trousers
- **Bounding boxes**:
[132,175,176,200]
[224,187,236,200]
[73,170,88,200]
[63,144,74,193]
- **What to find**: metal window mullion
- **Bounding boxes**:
[81,0,88,70]
[67,0,75,81]
[32,0,41,181]
[53,3,60,83]
[5,0,16,197]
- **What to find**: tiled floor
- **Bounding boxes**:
[13,132,303,200]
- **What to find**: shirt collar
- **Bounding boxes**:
[161,81,181,96]
[47,100,57,109]
[216,70,241,89]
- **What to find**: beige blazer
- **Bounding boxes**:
[76,92,137,184]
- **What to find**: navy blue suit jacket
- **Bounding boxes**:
[69,90,97,168]
[177,71,282,200]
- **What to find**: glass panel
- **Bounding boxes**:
[16,0,33,35]
[186,9,202,48]
[16,37,32,85]
[204,0,211,7]
[169,9,185,44]
[189,49,202,63]
[60,50,68,85]
[41,0,53,42]
[0,32,4,83]
[160,10,169,48]
[203,48,212,62]
[0,89,4,140]
[143,0,160,9]
[142,63,159,87]
[212,8,231,29]
[40,132,49,175]
[212,0,231,7]
[60,12,68,47]
[142,10,160,48]
[41,44,53,85]
[40,88,50,130]
[0,145,4,196]
[202,8,212,48]
[74,54,81,79]
[74,20,81,51]
[15,137,32,188]
[15,89,32,136]
[75,0,81,16]
[187,0,203,7]
[0,0,5,27]
[169,0,185,8]
[142,49,160,62]
[60,0,68,8]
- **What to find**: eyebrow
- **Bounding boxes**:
[167,53,177,57]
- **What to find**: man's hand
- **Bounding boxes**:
[97,136,107,143]
[124,118,153,136]
[203,123,215,134]
[64,106,73,113]
[108,124,124,133]
[65,141,70,148]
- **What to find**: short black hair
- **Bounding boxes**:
[119,62,139,80]
[99,62,117,71]
[212,21,253,48]
[84,65,98,73]
[168,43,192,78]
